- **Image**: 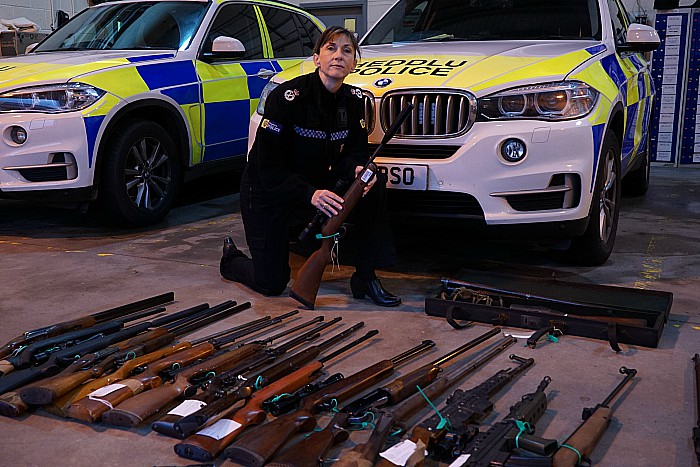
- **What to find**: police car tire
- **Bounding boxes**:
[569,132,621,266]
[101,119,181,226]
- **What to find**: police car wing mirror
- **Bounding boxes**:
[212,36,246,54]
[618,24,660,53]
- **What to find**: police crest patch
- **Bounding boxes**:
[284,89,299,101]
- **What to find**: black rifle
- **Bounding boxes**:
[330,336,517,467]
[460,376,557,466]
[0,292,174,360]
[410,354,534,462]
[0,303,210,395]
[0,305,172,376]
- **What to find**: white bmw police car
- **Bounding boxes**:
[251,0,659,265]
[0,0,323,225]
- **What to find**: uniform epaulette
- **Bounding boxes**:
[344,84,364,99]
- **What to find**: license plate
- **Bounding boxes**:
[377,164,428,190]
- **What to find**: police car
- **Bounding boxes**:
[251,0,659,265]
[0,0,323,225]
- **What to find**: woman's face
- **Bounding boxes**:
[313,34,357,83]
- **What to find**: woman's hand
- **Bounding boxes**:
[312,189,344,216]
[355,165,376,197]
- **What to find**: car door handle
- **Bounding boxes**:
[257,68,276,79]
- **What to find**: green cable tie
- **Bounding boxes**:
[254,376,264,390]
[416,385,451,431]
[329,398,339,414]
[546,334,559,343]
[205,371,216,379]
[11,345,27,357]
[390,428,403,437]
[559,443,582,463]
[348,411,376,431]
[514,420,532,449]
[270,393,291,403]
[125,351,137,360]
[316,232,341,240]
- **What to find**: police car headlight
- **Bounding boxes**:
[478,82,598,120]
[256,81,279,115]
[0,83,106,113]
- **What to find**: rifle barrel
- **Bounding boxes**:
[169,301,247,336]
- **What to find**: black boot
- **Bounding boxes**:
[350,273,401,307]
[222,237,244,258]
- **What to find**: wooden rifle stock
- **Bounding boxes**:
[64,341,222,423]
[224,340,435,466]
[290,176,369,310]
[174,360,326,462]
[175,328,380,462]
[552,367,637,467]
[156,322,363,439]
[267,411,350,467]
[100,343,264,426]
[0,292,174,360]
[290,103,415,310]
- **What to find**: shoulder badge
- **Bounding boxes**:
[351,88,363,99]
[360,119,366,129]
[284,89,299,101]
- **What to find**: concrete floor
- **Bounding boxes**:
[0,166,698,467]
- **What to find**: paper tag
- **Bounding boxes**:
[503,331,534,339]
[197,419,242,440]
[88,383,126,397]
[167,399,207,417]
[379,439,419,466]
[448,454,471,467]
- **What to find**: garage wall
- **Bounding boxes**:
[8,0,657,35]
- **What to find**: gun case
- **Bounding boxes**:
[424,270,673,351]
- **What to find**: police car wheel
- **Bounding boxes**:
[569,132,621,266]
[101,119,181,226]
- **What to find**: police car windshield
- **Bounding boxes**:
[362,0,601,45]
[36,1,208,52]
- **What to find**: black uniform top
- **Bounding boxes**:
[246,68,369,206]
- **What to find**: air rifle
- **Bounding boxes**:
[156,322,364,439]
[289,103,415,309]
[0,292,174,360]
[0,301,242,417]
[174,328,380,462]
[99,315,333,427]
[331,336,517,467]
[267,331,515,467]
[550,367,637,467]
[223,339,436,466]
[19,301,248,406]
[459,376,556,466]
[0,304,175,377]
[343,327,502,417]
[0,301,215,395]
[44,310,293,418]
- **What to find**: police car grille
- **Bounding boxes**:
[386,190,484,219]
[380,91,476,138]
[368,144,458,160]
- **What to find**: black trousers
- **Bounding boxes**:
[220,170,397,296]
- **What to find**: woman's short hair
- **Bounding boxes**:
[313,26,360,60]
